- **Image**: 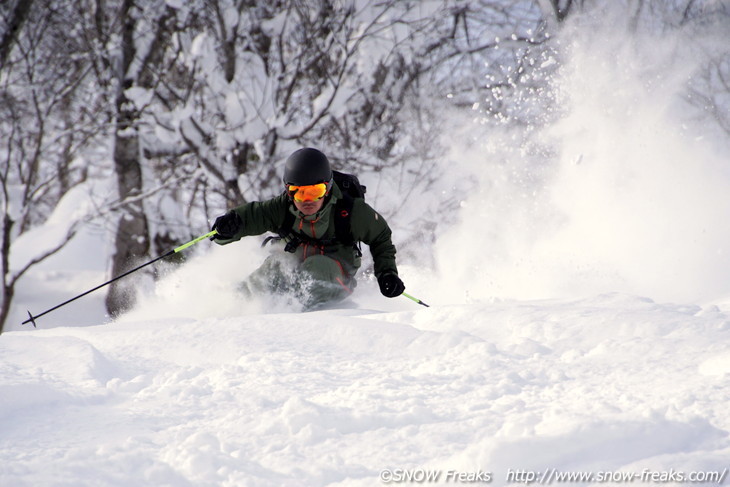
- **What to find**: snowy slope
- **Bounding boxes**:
[2,292,729,486]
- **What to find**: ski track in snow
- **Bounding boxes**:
[1,293,730,486]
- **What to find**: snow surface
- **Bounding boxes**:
[2,289,730,486]
[4,6,730,487]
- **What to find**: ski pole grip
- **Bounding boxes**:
[176,230,218,253]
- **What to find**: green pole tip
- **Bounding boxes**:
[402,292,430,308]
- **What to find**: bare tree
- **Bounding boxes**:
[139,1,495,228]
[87,0,184,316]
[0,0,100,332]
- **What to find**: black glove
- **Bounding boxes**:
[211,210,243,239]
[378,272,405,298]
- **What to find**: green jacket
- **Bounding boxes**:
[214,183,398,278]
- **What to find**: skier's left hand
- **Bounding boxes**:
[378,272,405,298]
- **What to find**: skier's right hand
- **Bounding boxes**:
[211,210,243,240]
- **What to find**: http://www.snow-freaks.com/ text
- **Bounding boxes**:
[378,467,728,484]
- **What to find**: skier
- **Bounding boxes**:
[210,147,405,309]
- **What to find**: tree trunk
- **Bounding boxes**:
[0,214,14,333]
[0,0,33,69]
[105,0,150,316]
[105,99,150,316]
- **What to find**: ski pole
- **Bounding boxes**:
[402,292,430,307]
[22,230,218,327]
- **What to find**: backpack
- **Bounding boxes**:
[275,170,366,253]
[332,170,366,200]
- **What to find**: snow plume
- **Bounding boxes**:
[435,6,730,304]
[119,235,403,322]
[119,238,274,323]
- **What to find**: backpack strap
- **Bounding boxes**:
[334,194,362,257]
[277,207,300,252]
[333,194,354,245]
[278,204,296,239]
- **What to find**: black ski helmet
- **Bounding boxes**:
[283,148,333,186]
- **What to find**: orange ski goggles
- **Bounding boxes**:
[288,183,328,202]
